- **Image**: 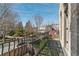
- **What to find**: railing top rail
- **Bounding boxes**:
[0,37,25,45]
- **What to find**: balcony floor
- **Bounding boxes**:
[24,38,64,56]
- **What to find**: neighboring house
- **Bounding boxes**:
[45,25,52,33]
[38,26,46,33]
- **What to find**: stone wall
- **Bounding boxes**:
[76,4,79,55]
[70,4,77,56]
[59,3,78,56]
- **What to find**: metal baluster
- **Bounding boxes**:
[24,37,26,54]
[1,43,4,56]
[17,39,19,56]
[8,42,10,56]
[24,37,27,55]
[13,40,15,56]
[24,38,26,54]
[19,39,21,56]
[21,39,23,56]
[22,39,24,55]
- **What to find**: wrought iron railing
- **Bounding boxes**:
[0,36,62,56]
[0,37,27,56]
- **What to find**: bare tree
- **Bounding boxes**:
[0,3,18,35]
[34,15,43,30]
[25,20,34,35]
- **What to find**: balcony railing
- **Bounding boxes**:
[0,35,62,56]
[0,37,27,56]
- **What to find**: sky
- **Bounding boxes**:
[10,3,59,27]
